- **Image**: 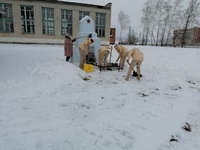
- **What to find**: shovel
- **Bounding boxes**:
[126,60,143,77]
[76,33,92,39]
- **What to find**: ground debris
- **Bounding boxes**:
[182,122,192,132]
[170,135,178,142]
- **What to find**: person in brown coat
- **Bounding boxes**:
[79,38,94,70]
[125,48,144,81]
[98,46,111,67]
[114,44,129,70]
[64,34,76,62]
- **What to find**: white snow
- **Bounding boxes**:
[0,43,200,150]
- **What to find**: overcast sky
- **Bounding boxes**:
[62,0,189,38]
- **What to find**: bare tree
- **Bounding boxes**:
[160,0,171,46]
[165,0,184,46]
[181,0,200,47]
[126,27,137,45]
[141,0,200,47]
[142,0,184,46]
[153,0,166,46]
[118,11,130,44]
[141,0,157,45]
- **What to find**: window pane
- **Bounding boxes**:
[96,13,105,37]
[20,5,35,34]
[42,7,54,34]
[61,9,73,35]
[0,3,14,32]
[79,11,90,20]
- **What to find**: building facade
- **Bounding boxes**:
[0,0,112,45]
[173,27,200,46]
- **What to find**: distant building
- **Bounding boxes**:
[173,27,200,46]
[0,0,112,45]
[110,28,116,44]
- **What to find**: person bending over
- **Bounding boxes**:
[125,48,144,81]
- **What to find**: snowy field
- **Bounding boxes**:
[0,43,200,150]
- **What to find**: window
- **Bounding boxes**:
[0,3,14,32]
[42,7,54,34]
[95,13,106,37]
[21,5,35,34]
[79,11,90,20]
[61,9,72,35]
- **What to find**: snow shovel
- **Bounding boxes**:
[126,60,143,77]
[76,33,92,39]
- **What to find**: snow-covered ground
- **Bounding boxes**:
[0,43,200,150]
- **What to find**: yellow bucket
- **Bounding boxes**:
[84,64,93,73]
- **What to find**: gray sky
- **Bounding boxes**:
[62,0,189,38]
